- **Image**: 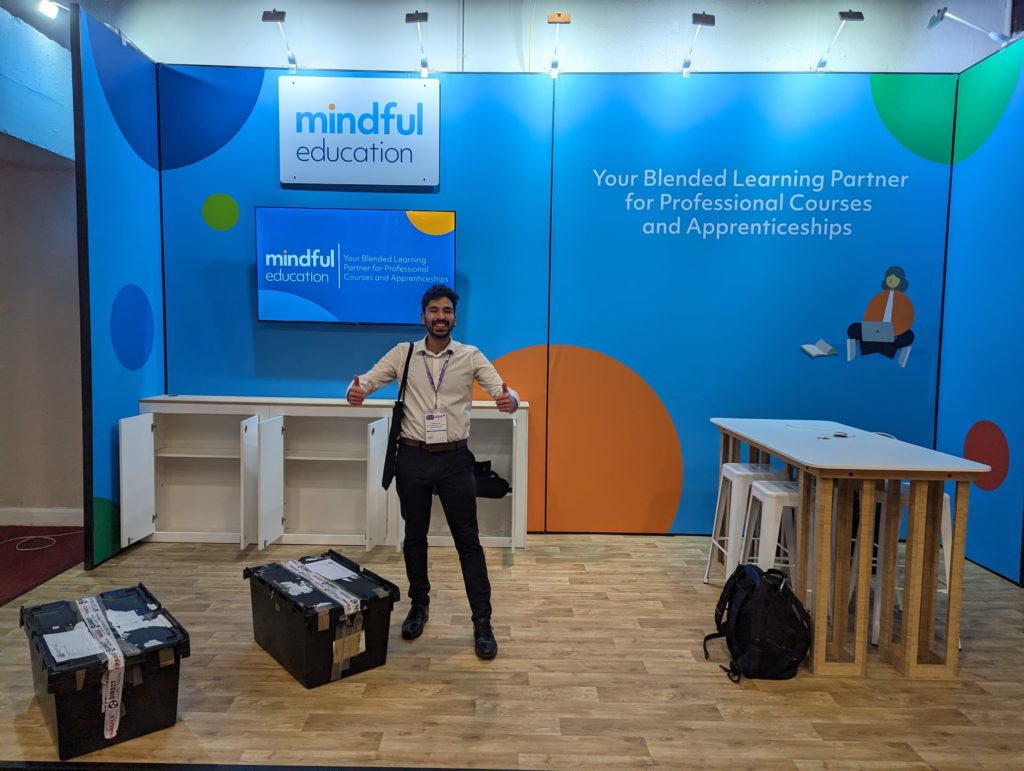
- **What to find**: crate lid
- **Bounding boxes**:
[20,583,190,679]
[244,550,399,618]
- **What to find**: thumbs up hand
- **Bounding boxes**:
[496,382,515,413]
[347,374,367,405]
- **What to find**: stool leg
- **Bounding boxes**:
[726,478,750,576]
[757,499,784,570]
[704,476,730,583]
[940,492,961,651]
[780,507,797,570]
[941,493,952,589]
[741,495,761,567]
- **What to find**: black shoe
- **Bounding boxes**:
[401,604,429,640]
[473,621,497,659]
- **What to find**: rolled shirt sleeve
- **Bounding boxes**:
[345,343,405,399]
[472,349,520,412]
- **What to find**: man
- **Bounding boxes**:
[346,284,519,659]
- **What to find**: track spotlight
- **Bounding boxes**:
[682,11,715,78]
[547,11,571,79]
[405,11,430,78]
[262,9,297,71]
[928,7,1010,45]
[816,9,864,72]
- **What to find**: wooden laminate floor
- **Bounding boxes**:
[1,535,1023,769]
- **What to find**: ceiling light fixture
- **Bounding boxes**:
[682,11,716,78]
[262,9,297,71]
[816,9,864,72]
[405,11,430,78]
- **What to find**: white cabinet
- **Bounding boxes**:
[402,408,528,549]
[119,396,527,552]
[119,411,256,546]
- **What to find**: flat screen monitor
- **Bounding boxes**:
[256,207,455,324]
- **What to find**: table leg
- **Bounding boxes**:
[852,479,876,676]
[940,481,970,676]
[916,482,944,660]
[830,480,855,661]
[877,479,902,656]
[796,470,813,603]
[893,481,928,676]
[810,477,834,674]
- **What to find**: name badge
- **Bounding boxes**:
[424,411,448,444]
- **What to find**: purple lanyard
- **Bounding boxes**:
[422,351,453,408]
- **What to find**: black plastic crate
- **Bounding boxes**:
[243,549,400,688]
[19,584,190,760]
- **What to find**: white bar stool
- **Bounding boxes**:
[740,479,800,571]
[869,482,953,646]
[704,463,787,583]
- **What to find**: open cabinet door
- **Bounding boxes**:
[119,413,155,548]
[366,418,388,550]
[240,415,259,548]
[511,414,528,548]
[258,416,285,549]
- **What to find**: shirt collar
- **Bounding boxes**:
[415,336,458,357]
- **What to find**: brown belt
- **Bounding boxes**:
[399,437,469,453]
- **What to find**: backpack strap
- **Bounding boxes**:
[721,663,742,683]
[702,566,744,660]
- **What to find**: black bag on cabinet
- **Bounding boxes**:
[474,460,511,498]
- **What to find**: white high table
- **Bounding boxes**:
[711,418,989,678]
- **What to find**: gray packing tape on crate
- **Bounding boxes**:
[75,597,125,740]
[282,560,362,617]
[331,613,364,680]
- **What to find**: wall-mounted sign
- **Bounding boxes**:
[279,76,439,187]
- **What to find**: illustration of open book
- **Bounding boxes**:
[801,339,836,358]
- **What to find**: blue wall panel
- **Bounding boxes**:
[160,69,551,399]
[939,42,1024,584]
[76,10,164,564]
[548,73,954,533]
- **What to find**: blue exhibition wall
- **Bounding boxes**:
[156,66,960,535]
[159,68,552,400]
[939,41,1024,584]
[546,73,955,533]
[75,10,164,565]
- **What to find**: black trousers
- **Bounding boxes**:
[395,443,492,623]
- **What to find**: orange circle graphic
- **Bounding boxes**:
[480,345,684,534]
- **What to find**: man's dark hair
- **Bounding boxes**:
[421,283,459,312]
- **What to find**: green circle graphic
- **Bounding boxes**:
[871,43,1024,165]
[870,74,957,164]
[202,193,240,231]
[952,41,1024,163]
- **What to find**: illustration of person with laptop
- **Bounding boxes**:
[846,265,914,367]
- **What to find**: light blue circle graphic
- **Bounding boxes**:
[109,284,155,371]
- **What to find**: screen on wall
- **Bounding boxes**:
[255,207,456,324]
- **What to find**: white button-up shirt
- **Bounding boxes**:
[348,337,520,442]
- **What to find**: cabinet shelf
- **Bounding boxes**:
[284,451,367,462]
[156,447,240,459]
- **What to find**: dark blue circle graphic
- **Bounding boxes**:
[109,285,155,371]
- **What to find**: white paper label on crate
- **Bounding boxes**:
[105,609,174,636]
[283,560,361,616]
[76,597,126,740]
[306,558,358,582]
[280,580,314,596]
[43,622,104,663]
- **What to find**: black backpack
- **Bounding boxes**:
[702,564,812,683]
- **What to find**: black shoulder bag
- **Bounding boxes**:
[381,343,415,490]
